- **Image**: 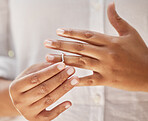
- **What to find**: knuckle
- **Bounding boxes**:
[110,38,121,49]
[87,79,94,86]
[109,65,120,75]
[63,83,71,91]
[86,75,95,86]
[108,52,120,63]
[115,15,122,21]
[44,95,55,106]
[67,29,74,36]
[56,72,67,82]
[114,11,122,22]
[30,73,41,84]
[83,31,94,39]
[38,83,48,95]
[55,110,62,117]
[77,57,86,67]
[110,37,119,44]
[78,57,99,69]
[56,40,62,49]
[74,42,85,51]
[84,57,97,67]
[93,72,103,81]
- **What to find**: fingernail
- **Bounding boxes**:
[45,40,53,47]
[67,67,74,75]
[47,55,54,61]
[71,79,78,85]
[57,62,65,70]
[65,104,71,109]
[57,29,65,35]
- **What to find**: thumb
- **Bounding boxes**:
[107,2,133,36]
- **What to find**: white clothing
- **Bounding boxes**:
[0,0,148,121]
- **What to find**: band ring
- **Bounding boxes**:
[62,53,65,63]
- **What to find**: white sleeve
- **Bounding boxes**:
[0,0,16,80]
[0,56,16,80]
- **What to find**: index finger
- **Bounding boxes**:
[56,28,112,45]
[11,62,66,92]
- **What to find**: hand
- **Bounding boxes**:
[9,62,79,121]
[44,3,148,92]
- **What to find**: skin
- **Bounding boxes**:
[0,79,20,116]
[9,62,79,121]
[44,3,148,92]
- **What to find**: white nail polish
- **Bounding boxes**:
[65,104,71,109]
[57,63,65,70]
[71,79,78,86]
[47,55,54,61]
[67,67,74,75]
[45,40,52,47]
[57,29,65,35]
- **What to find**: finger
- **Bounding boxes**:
[30,76,79,114]
[44,40,107,60]
[46,54,101,72]
[18,62,52,78]
[56,28,113,45]
[11,62,66,92]
[78,72,105,86]
[107,2,134,36]
[36,101,71,121]
[22,67,75,103]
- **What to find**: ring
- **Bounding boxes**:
[62,53,65,63]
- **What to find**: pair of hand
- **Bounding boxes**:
[9,2,148,121]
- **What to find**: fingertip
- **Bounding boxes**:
[46,54,55,62]
[43,39,48,46]
[64,101,72,109]
[57,62,66,71]
[45,54,49,62]
[107,2,116,16]
[73,76,79,81]
[67,67,75,76]
[56,28,65,35]
[44,40,54,48]
[70,76,79,86]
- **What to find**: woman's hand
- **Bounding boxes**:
[9,62,79,121]
[44,3,148,92]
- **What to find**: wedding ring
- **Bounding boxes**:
[62,53,65,63]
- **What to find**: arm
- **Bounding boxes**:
[0,79,19,116]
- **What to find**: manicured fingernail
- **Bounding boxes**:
[65,104,71,109]
[57,29,65,35]
[47,55,54,61]
[45,40,53,47]
[71,79,78,85]
[67,67,74,75]
[57,62,65,70]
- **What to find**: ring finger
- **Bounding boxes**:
[46,54,102,72]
